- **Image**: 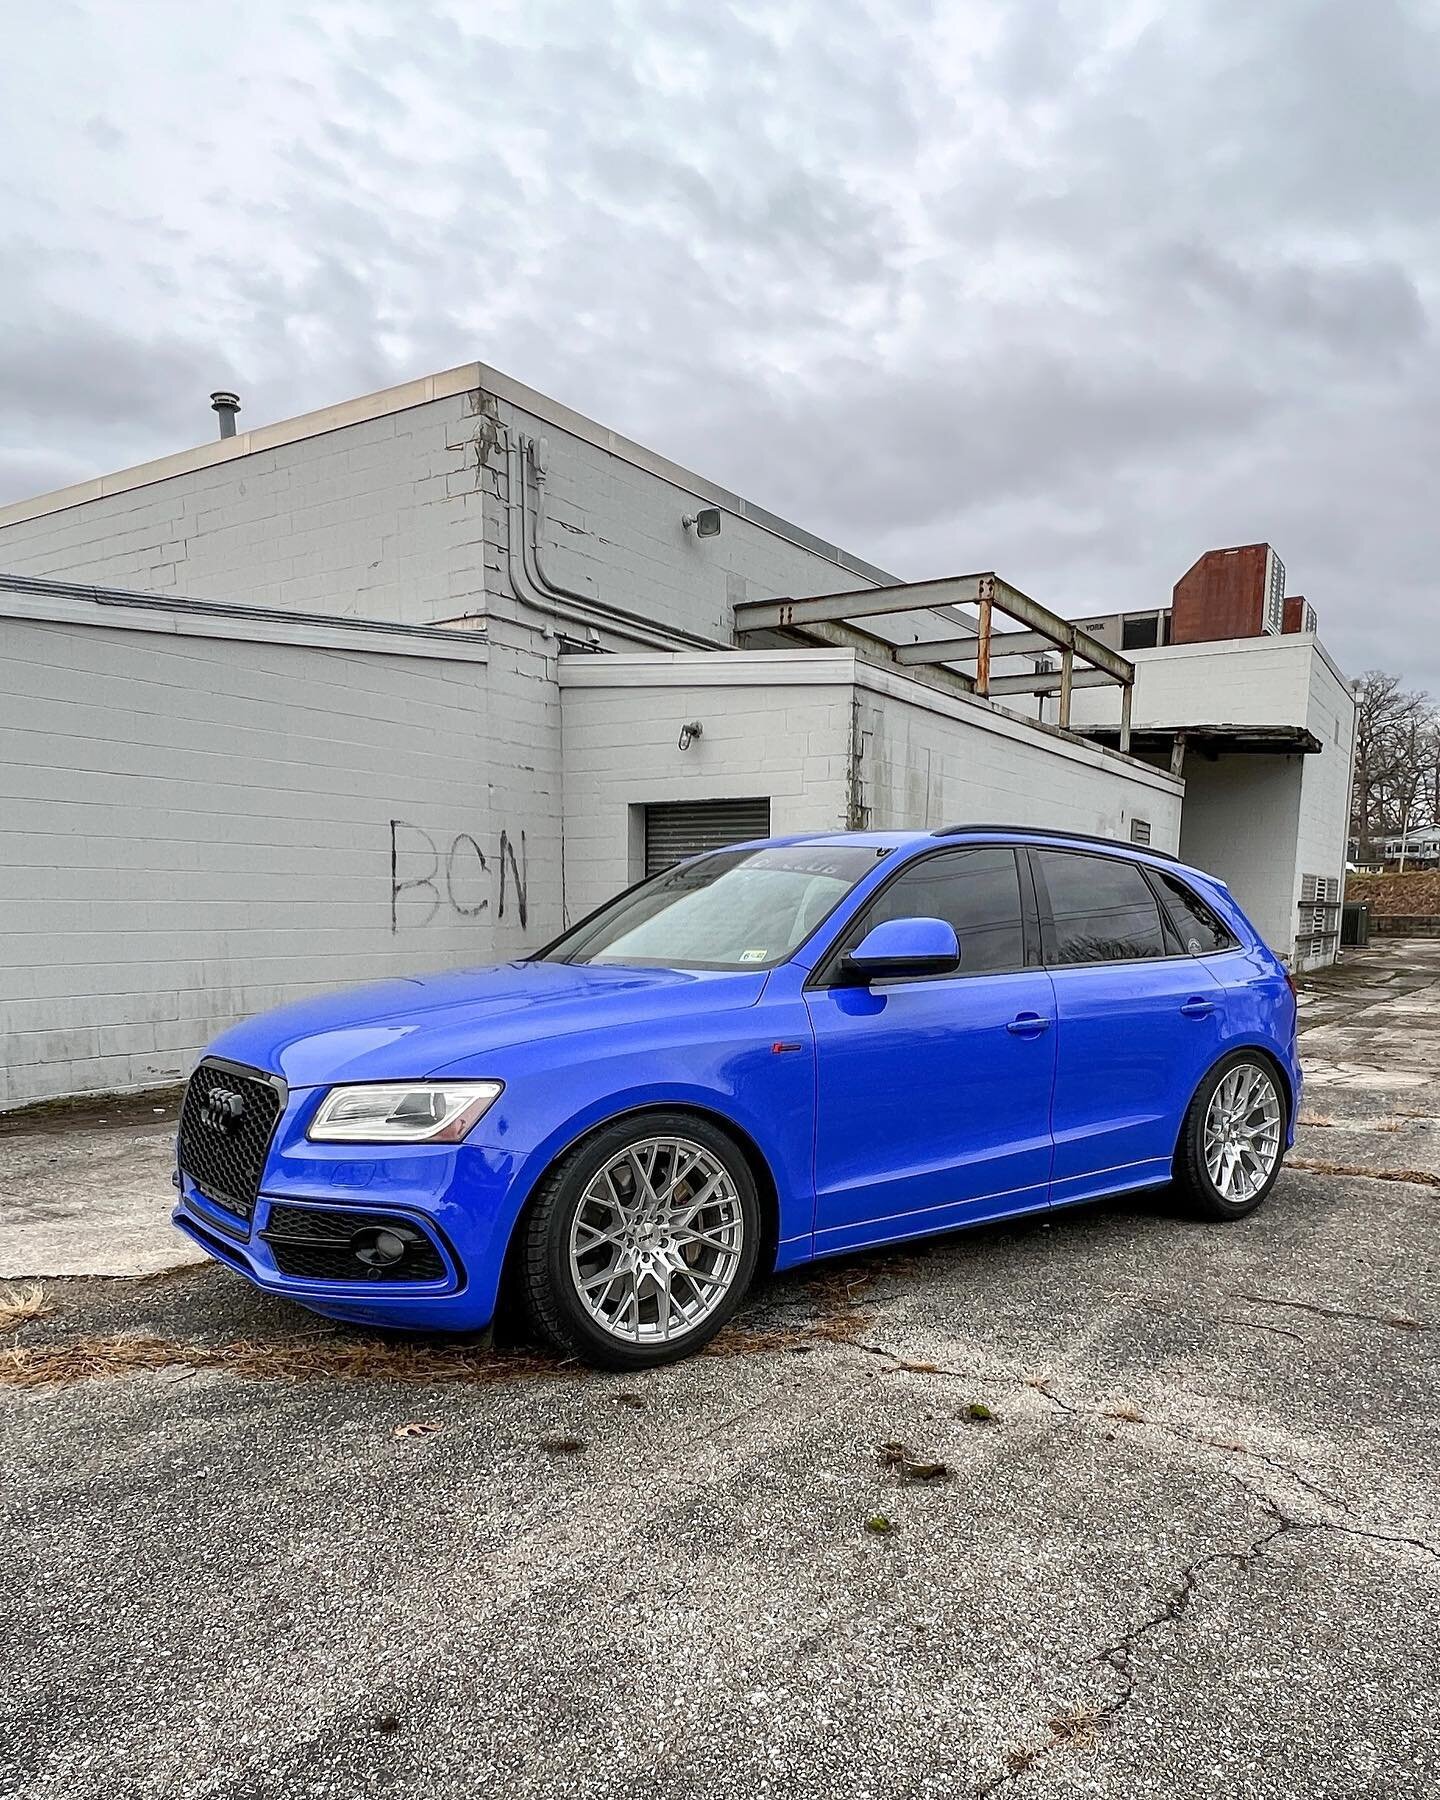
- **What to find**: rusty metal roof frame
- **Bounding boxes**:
[733,571,1136,750]
[1083,723,1324,757]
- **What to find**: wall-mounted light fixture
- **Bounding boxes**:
[678,720,704,751]
[683,508,722,538]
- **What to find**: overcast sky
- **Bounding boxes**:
[3,0,1438,692]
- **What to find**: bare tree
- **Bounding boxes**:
[1350,671,1434,861]
[1390,713,1428,870]
[1424,718,1440,837]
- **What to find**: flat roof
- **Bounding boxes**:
[0,570,490,664]
[1082,722,1324,755]
[558,649,1183,792]
[0,361,897,592]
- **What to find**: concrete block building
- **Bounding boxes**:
[1068,633,1353,967]
[0,365,1344,1106]
[1061,548,1354,968]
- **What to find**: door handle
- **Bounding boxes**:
[1179,996,1216,1019]
[1006,1012,1052,1037]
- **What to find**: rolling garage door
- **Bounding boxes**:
[643,798,771,877]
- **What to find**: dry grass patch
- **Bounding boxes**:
[0,1331,571,1391]
[1343,870,1440,916]
[706,1266,874,1358]
[1298,1111,1336,1128]
[0,1262,878,1389]
[0,1284,52,1330]
[1000,1704,1107,1781]
[700,1311,868,1359]
[1047,1705,1105,1751]
[1288,1157,1440,1187]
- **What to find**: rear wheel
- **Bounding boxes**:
[1174,1052,1287,1220]
[519,1112,761,1369]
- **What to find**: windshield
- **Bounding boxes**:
[540,844,884,970]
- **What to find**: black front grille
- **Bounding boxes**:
[177,1061,286,1223]
[261,1204,447,1284]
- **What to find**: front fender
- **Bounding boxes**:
[460,1007,819,1278]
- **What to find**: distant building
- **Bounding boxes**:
[1053,544,1353,970]
[1377,826,1440,866]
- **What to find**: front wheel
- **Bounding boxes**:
[1174,1052,1287,1220]
[519,1113,762,1369]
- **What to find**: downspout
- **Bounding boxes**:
[846,695,870,829]
[502,427,726,654]
[502,428,562,637]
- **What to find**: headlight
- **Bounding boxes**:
[307,1081,503,1144]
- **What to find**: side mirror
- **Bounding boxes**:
[841,916,960,983]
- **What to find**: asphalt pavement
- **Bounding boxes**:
[2,941,1437,1799]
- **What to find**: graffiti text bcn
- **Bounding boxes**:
[389,821,528,932]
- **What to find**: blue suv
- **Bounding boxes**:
[174,826,1300,1368]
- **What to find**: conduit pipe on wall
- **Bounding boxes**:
[500,426,727,655]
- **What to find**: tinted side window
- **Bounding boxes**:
[1034,850,1167,964]
[856,848,1025,975]
[1154,872,1238,954]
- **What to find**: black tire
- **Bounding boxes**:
[1173,1050,1288,1221]
[519,1110,763,1370]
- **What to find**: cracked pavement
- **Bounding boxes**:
[2,941,1438,1799]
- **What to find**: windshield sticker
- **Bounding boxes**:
[738,948,769,962]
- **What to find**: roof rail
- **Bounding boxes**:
[931,822,1182,863]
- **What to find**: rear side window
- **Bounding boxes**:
[1154,872,1238,955]
[1033,849,1167,965]
[846,847,1026,976]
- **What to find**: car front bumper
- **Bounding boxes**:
[173,1097,530,1331]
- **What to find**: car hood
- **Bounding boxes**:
[204,960,770,1087]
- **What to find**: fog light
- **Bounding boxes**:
[350,1226,416,1269]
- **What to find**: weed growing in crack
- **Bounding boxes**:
[0,1283,51,1330]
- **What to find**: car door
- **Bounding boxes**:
[1028,847,1227,1205]
[804,846,1058,1256]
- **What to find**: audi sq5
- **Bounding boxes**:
[174,825,1300,1368]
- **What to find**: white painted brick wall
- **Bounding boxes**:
[559,653,1183,923]
[0,401,483,626]
[488,394,879,652]
[1292,649,1356,967]
[559,655,854,921]
[0,368,889,654]
[0,376,901,1106]
[0,610,556,1108]
[0,364,1214,1102]
[1068,635,1325,732]
[854,666,1184,850]
[1068,634,1355,964]
[1166,755,1302,958]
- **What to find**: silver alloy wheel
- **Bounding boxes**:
[568,1136,744,1344]
[1203,1062,1283,1203]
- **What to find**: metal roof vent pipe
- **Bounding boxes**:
[210,391,241,439]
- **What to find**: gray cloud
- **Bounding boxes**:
[1,0,1438,695]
